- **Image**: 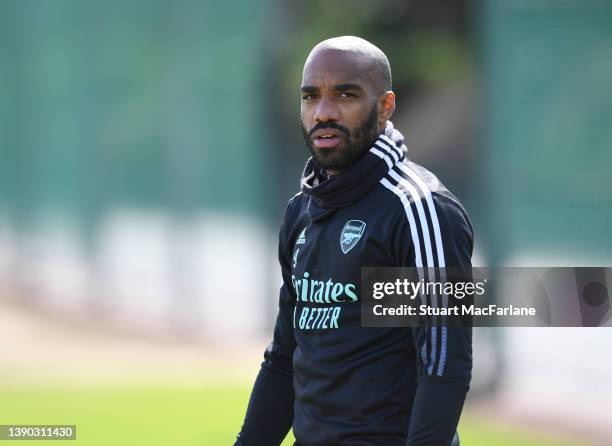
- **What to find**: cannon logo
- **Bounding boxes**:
[340,220,366,254]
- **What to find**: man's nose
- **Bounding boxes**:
[314,97,340,122]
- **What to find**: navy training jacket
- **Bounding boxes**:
[236,125,473,446]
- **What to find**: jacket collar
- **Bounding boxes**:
[300,122,406,221]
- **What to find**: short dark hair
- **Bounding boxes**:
[308,36,392,94]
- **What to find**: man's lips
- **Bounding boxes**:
[311,128,345,149]
[313,135,342,149]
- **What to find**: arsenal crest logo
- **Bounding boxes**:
[340,220,366,254]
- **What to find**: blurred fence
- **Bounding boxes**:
[479,1,612,438]
[480,0,612,264]
[0,0,275,339]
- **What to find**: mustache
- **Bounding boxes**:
[308,121,350,137]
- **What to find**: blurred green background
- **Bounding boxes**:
[0,386,586,445]
[1,0,611,444]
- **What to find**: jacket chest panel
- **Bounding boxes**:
[290,211,390,304]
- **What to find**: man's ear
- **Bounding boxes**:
[378,91,396,127]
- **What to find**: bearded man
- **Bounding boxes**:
[235,36,472,446]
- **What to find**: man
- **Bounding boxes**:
[235,36,472,446]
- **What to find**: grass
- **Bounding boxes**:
[0,385,585,445]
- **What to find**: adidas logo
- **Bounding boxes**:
[296,227,307,245]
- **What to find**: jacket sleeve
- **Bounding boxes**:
[399,195,474,446]
[234,206,298,446]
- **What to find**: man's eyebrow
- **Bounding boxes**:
[333,83,364,92]
[300,84,364,93]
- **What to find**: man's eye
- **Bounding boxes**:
[302,94,316,100]
[339,92,354,98]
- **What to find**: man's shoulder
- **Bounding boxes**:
[285,191,308,219]
[379,159,472,235]
[409,161,473,240]
[279,191,309,243]
[286,190,305,207]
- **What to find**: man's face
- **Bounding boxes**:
[300,49,383,174]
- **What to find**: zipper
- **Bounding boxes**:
[309,222,329,274]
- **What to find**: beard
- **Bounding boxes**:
[300,105,380,173]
